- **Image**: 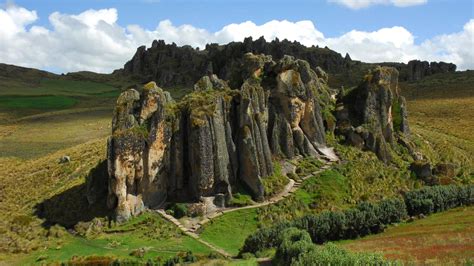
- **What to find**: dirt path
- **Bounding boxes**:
[154,155,338,258]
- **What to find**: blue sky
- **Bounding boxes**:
[11,0,473,42]
[1,0,473,72]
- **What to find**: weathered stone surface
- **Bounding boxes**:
[338,66,410,162]
[407,60,456,81]
[100,54,336,220]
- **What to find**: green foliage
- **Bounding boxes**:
[262,161,289,197]
[295,157,324,177]
[242,197,408,254]
[242,184,473,256]
[403,184,474,216]
[257,169,349,225]
[229,193,254,207]
[293,243,389,266]
[273,228,314,266]
[167,203,189,219]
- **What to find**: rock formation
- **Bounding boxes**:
[103,54,333,221]
[336,67,410,163]
[406,60,456,81]
[115,38,456,88]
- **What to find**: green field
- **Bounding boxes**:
[200,209,259,256]
[0,95,78,110]
[12,212,213,265]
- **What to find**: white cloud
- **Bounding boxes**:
[328,0,427,9]
[0,4,472,73]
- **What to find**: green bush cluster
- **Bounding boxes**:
[293,243,388,266]
[404,184,474,216]
[242,184,473,255]
[242,198,406,254]
[273,228,388,266]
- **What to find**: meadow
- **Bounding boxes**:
[0,69,472,264]
[338,206,474,264]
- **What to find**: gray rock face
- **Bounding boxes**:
[407,60,456,81]
[100,54,334,220]
[337,67,410,163]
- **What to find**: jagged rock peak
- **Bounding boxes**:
[336,66,410,163]
[102,54,334,221]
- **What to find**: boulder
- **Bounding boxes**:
[410,161,432,179]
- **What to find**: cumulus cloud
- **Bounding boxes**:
[0,4,472,73]
[328,0,428,9]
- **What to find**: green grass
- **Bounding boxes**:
[294,170,349,206]
[12,212,212,265]
[256,168,352,225]
[200,209,258,256]
[0,95,78,110]
[262,161,289,197]
[338,206,474,265]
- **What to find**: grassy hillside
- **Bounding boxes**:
[338,206,474,264]
[0,66,472,264]
[401,70,474,179]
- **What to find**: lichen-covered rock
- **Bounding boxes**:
[107,82,172,221]
[101,54,337,220]
[338,67,410,162]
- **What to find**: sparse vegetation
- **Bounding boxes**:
[262,161,290,197]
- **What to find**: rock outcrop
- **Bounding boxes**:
[115,38,456,88]
[336,67,410,162]
[406,60,456,81]
[104,54,333,221]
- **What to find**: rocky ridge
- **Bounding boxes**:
[91,52,411,221]
[115,38,456,88]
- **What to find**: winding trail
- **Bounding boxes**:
[154,152,338,258]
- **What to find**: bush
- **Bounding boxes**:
[241,184,473,256]
[167,203,188,219]
[274,228,314,266]
[240,221,293,254]
[404,184,474,216]
[292,243,389,266]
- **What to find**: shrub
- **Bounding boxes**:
[241,184,473,256]
[292,243,389,266]
[404,184,474,216]
[274,228,314,266]
[262,162,289,197]
[240,221,293,254]
[167,203,188,219]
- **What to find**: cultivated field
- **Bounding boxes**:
[339,206,474,264]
